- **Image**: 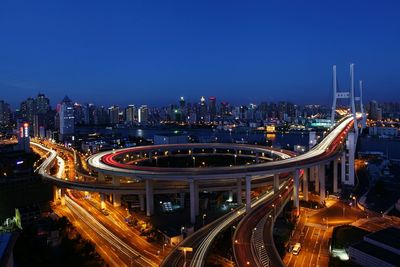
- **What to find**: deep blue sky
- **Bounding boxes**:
[0,0,399,108]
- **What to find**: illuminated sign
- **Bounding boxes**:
[23,123,29,137]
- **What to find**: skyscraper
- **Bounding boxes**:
[108,105,120,124]
[0,100,11,127]
[209,96,216,121]
[138,105,149,124]
[125,105,137,124]
[369,100,382,121]
[59,96,75,141]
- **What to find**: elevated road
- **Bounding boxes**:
[87,116,353,181]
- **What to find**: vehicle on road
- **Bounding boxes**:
[292,242,301,255]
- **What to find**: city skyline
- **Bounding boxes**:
[1,1,400,107]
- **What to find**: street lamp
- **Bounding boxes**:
[155,156,158,167]
[192,156,196,167]
[234,154,237,165]
[162,243,167,254]
[181,226,185,238]
[202,213,206,226]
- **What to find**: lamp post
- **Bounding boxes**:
[234,154,237,165]
[192,156,196,167]
[202,213,206,226]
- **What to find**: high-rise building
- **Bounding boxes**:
[209,96,216,121]
[0,100,11,127]
[59,96,75,141]
[179,96,185,110]
[199,96,207,122]
[369,100,382,121]
[35,93,50,115]
[138,105,149,124]
[34,94,50,137]
[108,105,120,124]
[20,98,35,124]
[17,121,30,152]
[125,105,137,124]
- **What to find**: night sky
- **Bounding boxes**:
[1,0,399,108]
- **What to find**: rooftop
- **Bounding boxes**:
[350,240,400,266]
[365,226,400,251]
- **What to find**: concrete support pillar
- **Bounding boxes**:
[139,194,145,211]
[341,153,346,183]
[100,193,106,210]
[319,164,326,203]
[236,178,242,205]
[179,193,185,208]
[293,169,300,215]
[113,193,121,207]
[189,180,197,224]
[112,176,120,186]
[146,179,154,217]
[273,173,280,193]
[52,185,58,203]
[303,168,309,201]
[333,159,339,193]
[194,182,199,216]
[98,172,105,182]
[245,175,251,213]
[314,166,320,193]
[60,188,66,206]
[346,132,356,186]
[309,166,315,182]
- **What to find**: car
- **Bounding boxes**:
[286,244,294,253]
[292,242,301,255]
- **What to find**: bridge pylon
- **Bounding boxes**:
[331,64,358,133]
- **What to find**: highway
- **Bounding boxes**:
[233,180,294,267]
[33,142,161,266]
[65,194,156,267]
[86,116,354,181]
[33,114,357,267]
[232,116,357,267]
[161,180,290,267]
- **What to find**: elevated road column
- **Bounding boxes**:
[139,194,145,211]
[341,153,346,183]
[98,172,105,182]
[314,165,320,193]
[52,185,58,203]
[319,164,326,203]
[302,168,309,201]
[345,132,356,186]
[245,175,251,213]
[146,179,154,216]
[195,182,199,216]
[333,158,339,193]
[112,176,121,207]
[236,178,242,205]
[179,193,185,208]
[293,169,300,215]
[60,188,66,206]
[100,193,106,210]
[189,179,198,224]
[273,173,279,193]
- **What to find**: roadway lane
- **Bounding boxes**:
[65,195,156,267]
[233,181,294,267]
[88,116,355,180]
